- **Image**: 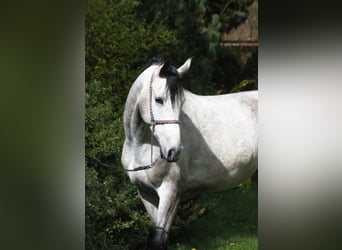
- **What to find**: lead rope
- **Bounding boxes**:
[125,67,180,172]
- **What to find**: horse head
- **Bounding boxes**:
[138,58,191,162]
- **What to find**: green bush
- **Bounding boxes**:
[85,0,178,249]
[85,166,150,249]
[86,0,257,249]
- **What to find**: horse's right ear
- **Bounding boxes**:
[177,57,192,78]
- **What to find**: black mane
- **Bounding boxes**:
[146,57,183,107]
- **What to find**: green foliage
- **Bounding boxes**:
[86,0,177,159]
[85,0,178,249]
[238,177,252,191]
[85,166,150,249]
[208,14,222,57]
[138,0,215,93]
[204,0,254,32]
[139,0,257,94]
[86,0,257,249]
[230,79,256,93]
[169,183,258,250]
[173,193,220,230]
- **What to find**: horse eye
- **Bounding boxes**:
[155,97,164,105]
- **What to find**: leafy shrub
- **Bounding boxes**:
[86,0,257,249]
[86,0,178,249]
[85,166,150,249]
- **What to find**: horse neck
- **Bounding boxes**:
[123,76,151,145]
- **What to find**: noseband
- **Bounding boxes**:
[125,67,181,172]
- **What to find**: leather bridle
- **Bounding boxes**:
[126,67,181,172]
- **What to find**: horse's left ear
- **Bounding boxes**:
[177,57,192,78]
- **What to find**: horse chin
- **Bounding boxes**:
[166,157,179,163]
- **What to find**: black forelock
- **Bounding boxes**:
[159,62,183,107]
[144,57,183,107]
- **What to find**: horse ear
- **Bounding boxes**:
[177,57,192,78]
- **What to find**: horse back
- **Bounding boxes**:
[179,90,258,191]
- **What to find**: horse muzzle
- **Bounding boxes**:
[161,147,181,162]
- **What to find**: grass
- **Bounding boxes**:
[169,183,258,250]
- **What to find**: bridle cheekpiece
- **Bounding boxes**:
[125,67,181,172]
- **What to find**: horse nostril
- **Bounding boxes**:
[166,148,181,162]
[167,148,175,159]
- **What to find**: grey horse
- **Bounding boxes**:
[121,58,258,249]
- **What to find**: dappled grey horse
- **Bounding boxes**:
[121,58,257,249]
